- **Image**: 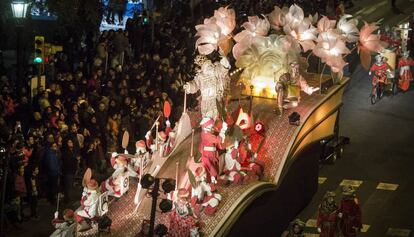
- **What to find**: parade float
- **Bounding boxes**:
[68,4,388,237]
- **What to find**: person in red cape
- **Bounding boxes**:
[398,50,414,91]
[317,191,340,237]
[199,117,227,184]
[338,186,362,237]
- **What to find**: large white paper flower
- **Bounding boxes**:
[282,4,318,52]
[313,30,350,72]
[195,17,223,55]
[317,16,336,33]
[268,6,287,30]
[232,15,270,59]
[358,21,387,69]
[195,7,236,56]
[213,6,236,36]
[337,14,359,43]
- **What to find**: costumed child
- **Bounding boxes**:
[238,136,264,179]
[338,186,362,237]
[369,54,392,96]
[167,188,199,237]
[101,154,129,197]
[199,117,227,184]
[190,167,222,216]
[398,50,414,91]
[220,138,244,185]
[317,191,340,237]
[128,140,151,177]
[145,119,172,156]
[50,209,76,237]
[75,169,100,232]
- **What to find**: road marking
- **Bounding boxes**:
[318,177,327,184]
[304,233,319,237]
[306,219,317,227]
[361,224,371,233]
[340,179,363,188]
[386,228,411,236]
[376,182,399,191]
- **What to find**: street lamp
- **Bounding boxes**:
[11,0,30,19]
[140,174,175,236]
[11,0,30,90]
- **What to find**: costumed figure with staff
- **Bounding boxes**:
[189,166,222,217]
[183,54,231,119]
[75,169,100,232]
[101,154,129,198]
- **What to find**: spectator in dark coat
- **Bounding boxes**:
[43,142,61,204]
[61,139,79,204]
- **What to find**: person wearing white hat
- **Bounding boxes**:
[75,169,100,232]
[145,120,172,155]
[220,138,244,185]
[101,155,129,197]
[128,140,151,177]
[397,50,414,91]
[190,166,222,216]
[199,117,227,184]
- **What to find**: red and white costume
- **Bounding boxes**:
[199,118,227,183]
[369,60,390,85]
[145,122,172,157]
[238,140,264,178]
[221,146,244,185]
[167,189,199,237]
[101,155,129,197]
[398,52,414,91]
[75,180,100,222]
[129,140,151,177]
[163,131,176,157]
[190,167,222,216]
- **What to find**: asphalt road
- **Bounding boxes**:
[295,1,414,237]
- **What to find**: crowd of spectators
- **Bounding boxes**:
[0,0,351,233]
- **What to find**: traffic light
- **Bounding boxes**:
[34,36,44,64]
